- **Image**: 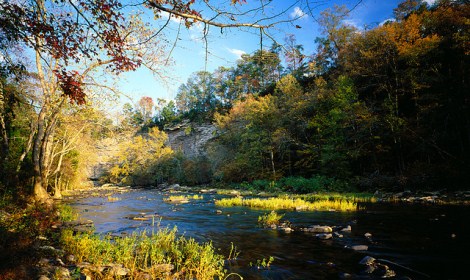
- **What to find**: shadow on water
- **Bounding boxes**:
[69,189,470,279]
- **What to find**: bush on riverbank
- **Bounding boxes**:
[227,176,354,194]
[60,227,226,280]
[0,200,70,279]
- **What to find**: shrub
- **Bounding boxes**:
[60,227,226,280]
[258,211,284,227]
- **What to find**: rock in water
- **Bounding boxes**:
[359,256,376,265]
[351,245,368,251]
[333,232,344,238]
[310,225,333,233]
[341,225,352,232]
[316,233,333,240]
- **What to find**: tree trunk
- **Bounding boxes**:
[270,149,276,180]
[32,107,50,201]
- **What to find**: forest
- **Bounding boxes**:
[0,1,469,205]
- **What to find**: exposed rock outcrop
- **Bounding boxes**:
[165,121,217,158]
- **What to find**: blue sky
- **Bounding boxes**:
[116,0,436,107]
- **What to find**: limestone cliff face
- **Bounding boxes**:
[87,123,216,183]
[165,121,217,158]
[87,137,121,182]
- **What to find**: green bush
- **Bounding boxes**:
[278,176,352,193]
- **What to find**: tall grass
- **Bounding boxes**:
[258,211,284,227]
[60,227,225,280]
[297,192,377,203]
[215,197,357,211]
[164,194,203,203]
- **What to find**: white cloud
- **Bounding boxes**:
[379,18,396,26]
[342,19,360,29]
[160,11,183,24]
[290,7,307,20]
[423,0,437,5]
[227,48,246,59]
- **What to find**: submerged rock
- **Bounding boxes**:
[333,232,343,238]
[316,233,333,240]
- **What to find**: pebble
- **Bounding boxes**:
[333,232,343,238]
[341,225,352,232]
[338,272,352,279]
[38,258,50,266]
[316,233,333,240]
[359,256,376,265]
[56,267,70,279]
[56,258,65,266]
[364,265,375,274]
[66,254,76,262]
[310,225,333,233]
[351,245,368,251]
[281,227,293,232]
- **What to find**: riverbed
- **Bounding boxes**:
[68,189,470,279]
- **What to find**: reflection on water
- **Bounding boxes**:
[69,189,470,279]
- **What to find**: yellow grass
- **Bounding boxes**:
[107,196,121,202]
[215,197,357,211]
[164,194,203,203]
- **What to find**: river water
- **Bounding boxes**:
[68,189,470,279]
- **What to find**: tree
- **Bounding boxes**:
[109,127,173,185]
[284,34,308,78]
[176,71,218,118]
[0,0,171,202]
[214,94,282,181]
[314,5,357,74]
[1,0,363,200]
[137,96,155,125]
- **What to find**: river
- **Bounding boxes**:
[68,189,470,279]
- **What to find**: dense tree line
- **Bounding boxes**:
[1,0,468,200]
[132,0,469,191]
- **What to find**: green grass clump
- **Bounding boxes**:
[215,197,357,211]
[60,227,225,280]
[164,194,203,203]
[298,192,377,203]
[190,194,203,200]
[107,195,121,202]
[56,203,77,222]
[258,211,284,227]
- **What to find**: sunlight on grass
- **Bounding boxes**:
[164,194,203,203]
[60,227,225,280]
[107,195,121,202]
[215,197,357,211]
[258,211,284,227]
[297,192,377,203]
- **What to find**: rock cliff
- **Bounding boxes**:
[165,121,217,158]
